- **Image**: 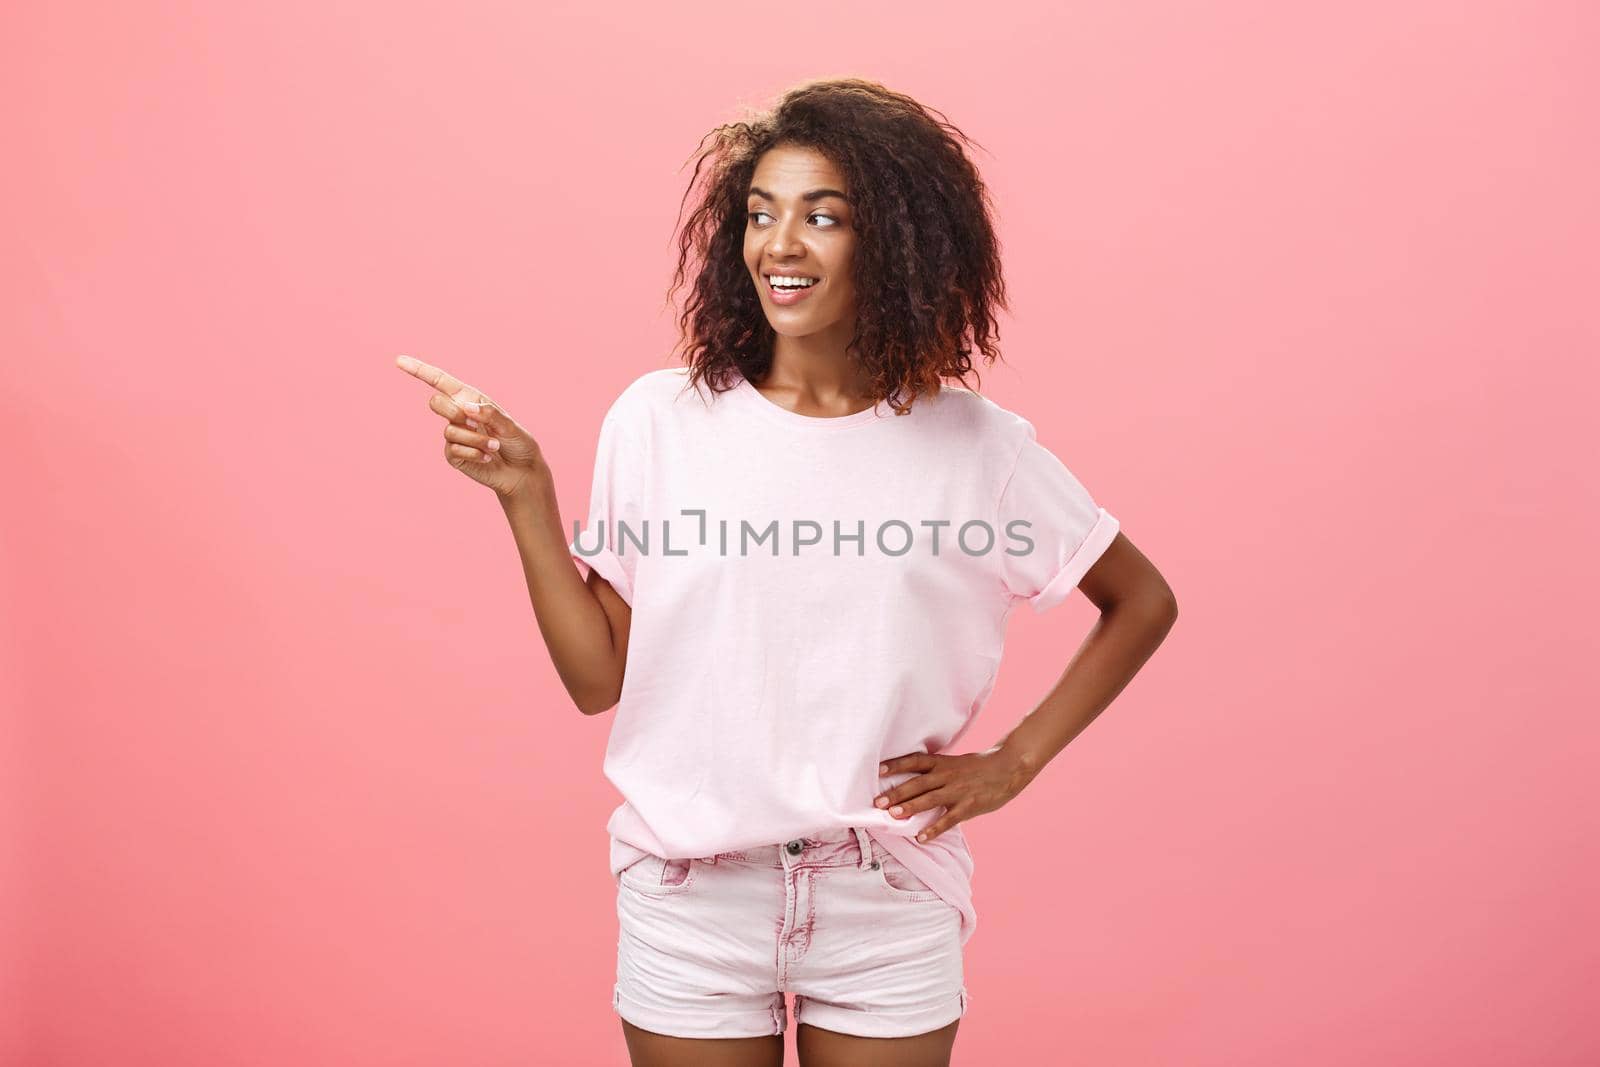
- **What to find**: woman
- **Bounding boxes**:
[397,77,1177,1067]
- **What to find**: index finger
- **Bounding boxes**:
[880,752,934,776]
[395,354,476,400]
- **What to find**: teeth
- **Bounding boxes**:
[768,276,818,289]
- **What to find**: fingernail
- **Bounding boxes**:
[487,439,500,451]
[874,797,887,808]
[879,764,887,775]
[463,401,480,413]
[890,806,902,815]
[917,832,928,842]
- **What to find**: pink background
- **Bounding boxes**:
[5,1,1596,1064]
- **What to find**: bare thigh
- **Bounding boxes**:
[797,1017,960,1067]
[621,1018,785,1067]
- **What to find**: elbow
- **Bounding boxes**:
[574,680,623,717]
[567,653,627,716]
[1149,588,1180,640]
[1106,579,1178,630]
[1146,582,1180,628]
[1134,566,1179,619]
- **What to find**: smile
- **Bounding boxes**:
[766,275,820,305]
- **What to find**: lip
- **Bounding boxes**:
[762,272,821,307]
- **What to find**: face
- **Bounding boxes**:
[742,144,858,345]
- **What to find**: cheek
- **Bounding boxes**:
[827,271,855,307]
[829,244,855,298]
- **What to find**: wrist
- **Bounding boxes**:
[988,740,1045,794]
[497,466,556,512]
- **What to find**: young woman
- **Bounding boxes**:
[398,78,1177,1067]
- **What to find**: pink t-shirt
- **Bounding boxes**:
[568,367,1120,946]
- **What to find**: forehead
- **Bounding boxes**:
[748,144,847,193]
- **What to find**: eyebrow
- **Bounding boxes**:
[747,185,850,204]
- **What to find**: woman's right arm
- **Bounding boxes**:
[395,355,627,716]
[498,478,631,716]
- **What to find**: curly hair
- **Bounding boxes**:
[666,77,1010,416]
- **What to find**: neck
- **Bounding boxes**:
[764,329,871,403]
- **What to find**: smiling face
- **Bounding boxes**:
[742,143,858,348]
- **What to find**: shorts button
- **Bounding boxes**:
[786,840,803,854]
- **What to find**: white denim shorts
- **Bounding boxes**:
[614,825,969,1039]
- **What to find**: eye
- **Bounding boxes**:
[746,211,841,228]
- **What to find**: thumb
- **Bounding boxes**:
[460,398,502,430]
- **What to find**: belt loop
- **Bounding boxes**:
[852,827,873,870]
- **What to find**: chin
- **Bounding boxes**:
[768,319,835,338]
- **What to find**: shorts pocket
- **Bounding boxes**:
[871,847,942,903]
[618,853,698,895]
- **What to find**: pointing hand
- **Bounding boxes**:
[394,354,546,499]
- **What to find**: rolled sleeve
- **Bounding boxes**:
[997,424,1119,613]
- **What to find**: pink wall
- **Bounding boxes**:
[5,1,1596,1064]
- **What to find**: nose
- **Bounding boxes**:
[768,212,806,258]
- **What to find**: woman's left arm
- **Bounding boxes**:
[875,531,1179,842]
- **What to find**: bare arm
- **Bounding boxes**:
[394,354,627,715]
[498,478,631,715]
[991,531,1179,780]
[874,531,1179,842]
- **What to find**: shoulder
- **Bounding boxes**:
[921,382,1036,451]
[599,365,711,425]
[607,366,683,410]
